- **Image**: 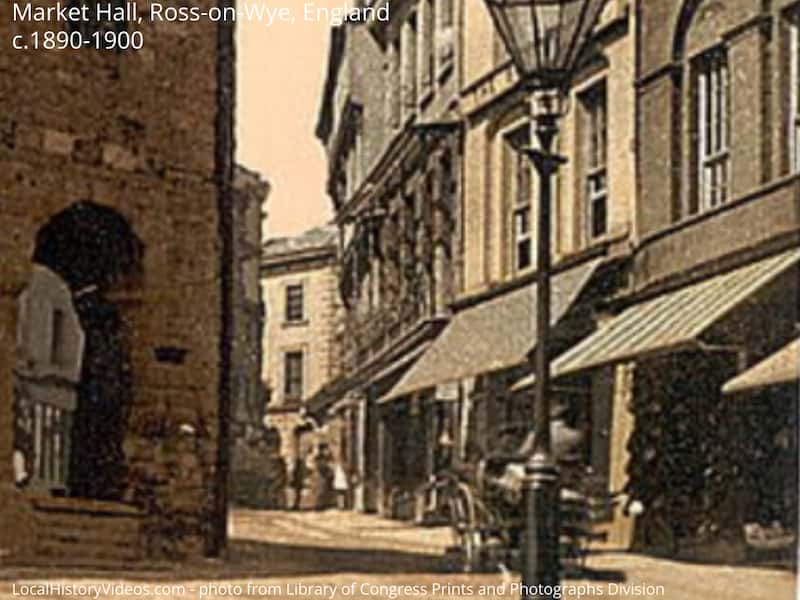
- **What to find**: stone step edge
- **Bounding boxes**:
[29,495,146,518]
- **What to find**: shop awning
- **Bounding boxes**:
[380,258,603,402]
[305,373,361,420]
[723,337,800,394]
[512,247,800,391]
[368,342,431,387]
[305,343,432,418]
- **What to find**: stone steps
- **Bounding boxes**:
[31,496,146,565]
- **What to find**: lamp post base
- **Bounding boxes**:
[520,453,560,600]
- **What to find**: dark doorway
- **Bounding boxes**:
[28,201,143,501]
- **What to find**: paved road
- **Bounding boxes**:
[0,509,795,599]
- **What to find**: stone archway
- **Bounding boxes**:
[17,201,143,501]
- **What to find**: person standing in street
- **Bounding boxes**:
[333,458,349,509]
[289,453,307,510]
[311,443,335,510]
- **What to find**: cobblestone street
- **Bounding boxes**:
[0,509,795,599]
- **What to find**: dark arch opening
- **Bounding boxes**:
[29,201,143,500]
[33,200,143,292]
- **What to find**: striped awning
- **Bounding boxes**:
[513,247,800,390]
[380,258,603,402]
[723,337,800,394]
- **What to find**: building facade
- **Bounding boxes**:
[0,1,235,561]
[314,0,465,513]
[599,0,800,559]
[316,0,799,561]
[261,226,343,474]
[229,165,270,506]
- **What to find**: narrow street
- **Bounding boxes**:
[1,509,795,599]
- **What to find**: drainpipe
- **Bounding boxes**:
[210,0,236,558]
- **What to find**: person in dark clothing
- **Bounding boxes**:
[312,444,335,510]
[289,454,308,510]
[67,288,132,500]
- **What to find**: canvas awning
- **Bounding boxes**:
[380,258,603,402]
[512,247,800,391]
[367,342,431,387]
[305,343,431,418]
[722,337,800,394]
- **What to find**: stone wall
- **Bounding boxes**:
[635,0,800,270]
[0,0,234,559]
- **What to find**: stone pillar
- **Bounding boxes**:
[376,408,388,517]
[728,22,769,194]
[385,41,401,130]
[608,362,637,548]
[641,70,681,232]
[353,393,367,512]
[400,12,418,119]
[431,150,447,316]
[0,292,17,487]
[0,290,36,560]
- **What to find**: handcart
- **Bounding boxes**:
[422,423,618,573]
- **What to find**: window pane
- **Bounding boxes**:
[695,49,730,211]
[591,197,608,239]
[587,170,608,240]
[440,0,454,28]
[286,284,304,322]
[284,352,303,400]
[581,82,608,240]
[517,239,532,271]
[514,208,530,236]
[517,156,532,207]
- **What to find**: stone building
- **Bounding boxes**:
[0,1,235,562]
[317,0,798,562]
[229,165,270,506]
[373,0,636,535]
[261,226,343,483]
[549,0,799,560]
[314,1,464,513]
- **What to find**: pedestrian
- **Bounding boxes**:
[333,459,349,509]
[289,453,308,510]
[310,443,334,509]
[263,440,288,509]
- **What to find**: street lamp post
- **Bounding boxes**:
[482,1,608,598]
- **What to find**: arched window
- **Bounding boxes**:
[785,5,800,173]
[671,1,736,217]
[691,46,730,212]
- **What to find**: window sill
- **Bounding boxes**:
[282,319,309,329]
[568,226,631,257]
[584,228,626,248]
[639,172,800,250]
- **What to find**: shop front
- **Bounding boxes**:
[530,246,800,561]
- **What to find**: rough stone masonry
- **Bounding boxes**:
[0,0,235,560]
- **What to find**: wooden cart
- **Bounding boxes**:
[425,456,617,573]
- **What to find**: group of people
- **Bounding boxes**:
[231,431,349,511]
[289,443,349,510]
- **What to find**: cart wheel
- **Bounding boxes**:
[448,484,482,573]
